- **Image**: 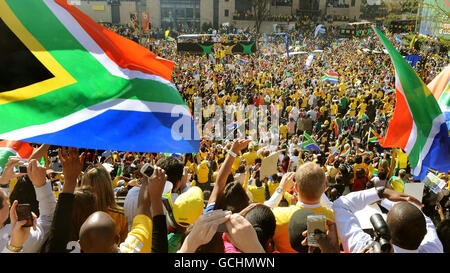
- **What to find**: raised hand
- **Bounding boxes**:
[58,147,85,193]
[224,213,265,253]
[280,172,295,192]
[382,188,423,208]
[8,200,37,251]
[180,209,232,253]
[230,139,252,154]
[0,156,26,185]
[148,166,167,199]
[27,159,47,188]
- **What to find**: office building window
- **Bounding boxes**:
[225,9,229,17]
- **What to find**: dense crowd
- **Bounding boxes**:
[0,21,449,254]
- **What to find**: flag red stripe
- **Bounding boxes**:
[0,140,34,158]
[379,88,413,149]
[55,0,174,81]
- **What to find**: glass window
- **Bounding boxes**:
[224,9,229,17]
[186,8,194,18]
[176,9,184,18]
[161,8,171,18]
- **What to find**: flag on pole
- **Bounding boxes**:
[368,128,379,143]
[0,0,200,153]
[427,65,450,130]
[320,71,339,84]
[334,118,342,137]
[338,148,350,158]
[0,140,34,172]
[373,27,450,179]
[301,132,321,153]
[314,24,326,38]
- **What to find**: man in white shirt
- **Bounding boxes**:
[332,186,443,253]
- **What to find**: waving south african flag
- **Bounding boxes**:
[373,27,450,179]
[0,0,199,153]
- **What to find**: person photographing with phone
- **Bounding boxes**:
[0,156,57,253]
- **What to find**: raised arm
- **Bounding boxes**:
[29,144,50,162]
[22,159,57,252]
[207,139,251,207]
[147,167,169,253]
[119,166,166,253]
[45,147,84,253]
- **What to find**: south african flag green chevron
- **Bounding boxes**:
[0,0,200,153]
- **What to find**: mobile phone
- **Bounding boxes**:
[140,163,154,177]
[16,204,33,227]
[306,215,326,247]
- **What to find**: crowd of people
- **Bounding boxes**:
[0,20,449,254]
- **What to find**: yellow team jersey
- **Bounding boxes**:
[242,151,258,166]
[247,185,266,203]
[119,215,152,253]
[108,206,129,243]
[395,150,408,169]
[231,155,242,174]
[349,109,356,117]
[272,204,335,253]
[331,104,338,115]
[267,181,280,196]
[279,124,287,139]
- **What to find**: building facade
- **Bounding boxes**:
[69,0,362,33]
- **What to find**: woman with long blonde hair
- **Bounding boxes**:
[81,164,128,242]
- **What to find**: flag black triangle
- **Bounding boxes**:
[0,17,54,93]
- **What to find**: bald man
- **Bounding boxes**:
[79,212,120,253]
[333,186,443,253]
[387,202,427,251]
[78,166,168,253]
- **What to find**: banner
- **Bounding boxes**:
[142,12,149,31]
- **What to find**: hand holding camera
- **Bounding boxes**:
[8,200,37,251]
[0,156,27,185]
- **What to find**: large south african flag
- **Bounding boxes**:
[0,0,199,153]
[373,27,450,179]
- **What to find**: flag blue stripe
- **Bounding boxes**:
[21,110,200,153]
[413,123,450,180]
[303,143,321,153]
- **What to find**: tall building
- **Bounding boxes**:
[69,0,362,33]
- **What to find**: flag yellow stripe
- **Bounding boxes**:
[0,0,76,105]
